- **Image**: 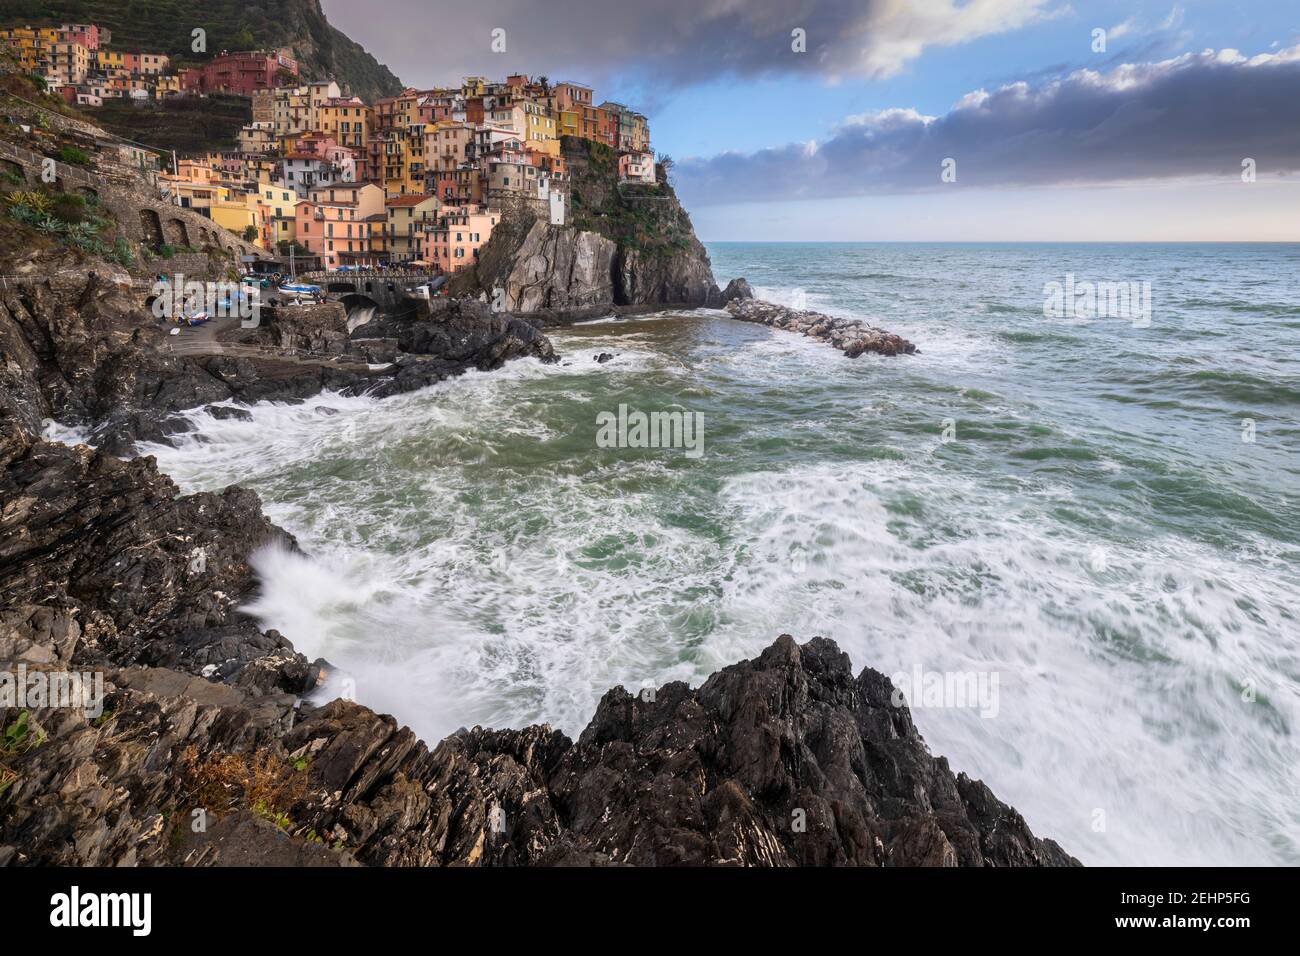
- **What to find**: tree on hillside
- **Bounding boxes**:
[656,153,675,184]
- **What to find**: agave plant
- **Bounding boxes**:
[35,214,66,235]
[64,222,99,245]
[6,204,38,224]
[4,190,53,215]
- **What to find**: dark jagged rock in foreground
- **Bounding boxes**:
[726,297,918,358]
[1,615,1077,866]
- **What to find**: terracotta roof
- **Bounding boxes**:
[386,194,433,206]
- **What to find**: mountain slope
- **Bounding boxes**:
[0,0,403,101]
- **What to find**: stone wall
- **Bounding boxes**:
[0,139,262,278]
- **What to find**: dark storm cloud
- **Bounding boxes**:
[673,47,1300,204]
[324,0,1054,88]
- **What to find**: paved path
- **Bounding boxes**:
[161,316,372,370]
[160,315,241,355]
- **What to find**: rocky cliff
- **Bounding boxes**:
[501,219,618,313]
[452,137,722,315]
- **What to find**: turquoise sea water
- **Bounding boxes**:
[142,242,1300,865]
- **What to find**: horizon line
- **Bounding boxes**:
[699,239,1300,245]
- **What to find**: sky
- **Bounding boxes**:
[323,1,1300,241]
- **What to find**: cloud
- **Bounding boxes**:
[323,0,1056,89]
[1106,19,1136,41]
[674,45,1300,205]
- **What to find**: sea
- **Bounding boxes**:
[138,242,1300,866]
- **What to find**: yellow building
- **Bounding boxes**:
[154,74,182,97]
[211,191,265,247]
[1,29,44,71]
[254,184,299,250]
[95,49,125,73]
[557,109,580,139]
[523,99,559,157]
[400,123,426,195]
[384,194,440,262]
[169,180,228,218]
[1,26,59,47]
[373,124,426,198]
[318,98,370,150]
[373,90,420,134]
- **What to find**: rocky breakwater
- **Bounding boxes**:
[726,295,918,358]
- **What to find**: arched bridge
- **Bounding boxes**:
[296,271,445,310]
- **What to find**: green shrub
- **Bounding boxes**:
[58,145,90,167]
[51,193,86,224]
[109,237,135,267]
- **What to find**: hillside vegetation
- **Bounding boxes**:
[85,94,250,153]
[0,0,403,101]
[565,136,697,262]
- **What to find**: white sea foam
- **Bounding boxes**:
[41,420,94,446]
[716,459,1300,866]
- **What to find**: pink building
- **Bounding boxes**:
[619,151,656,184]
[295,182,384,269]
[292,135,355,181]
[59,24,102,50]
[423,205,499,274]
